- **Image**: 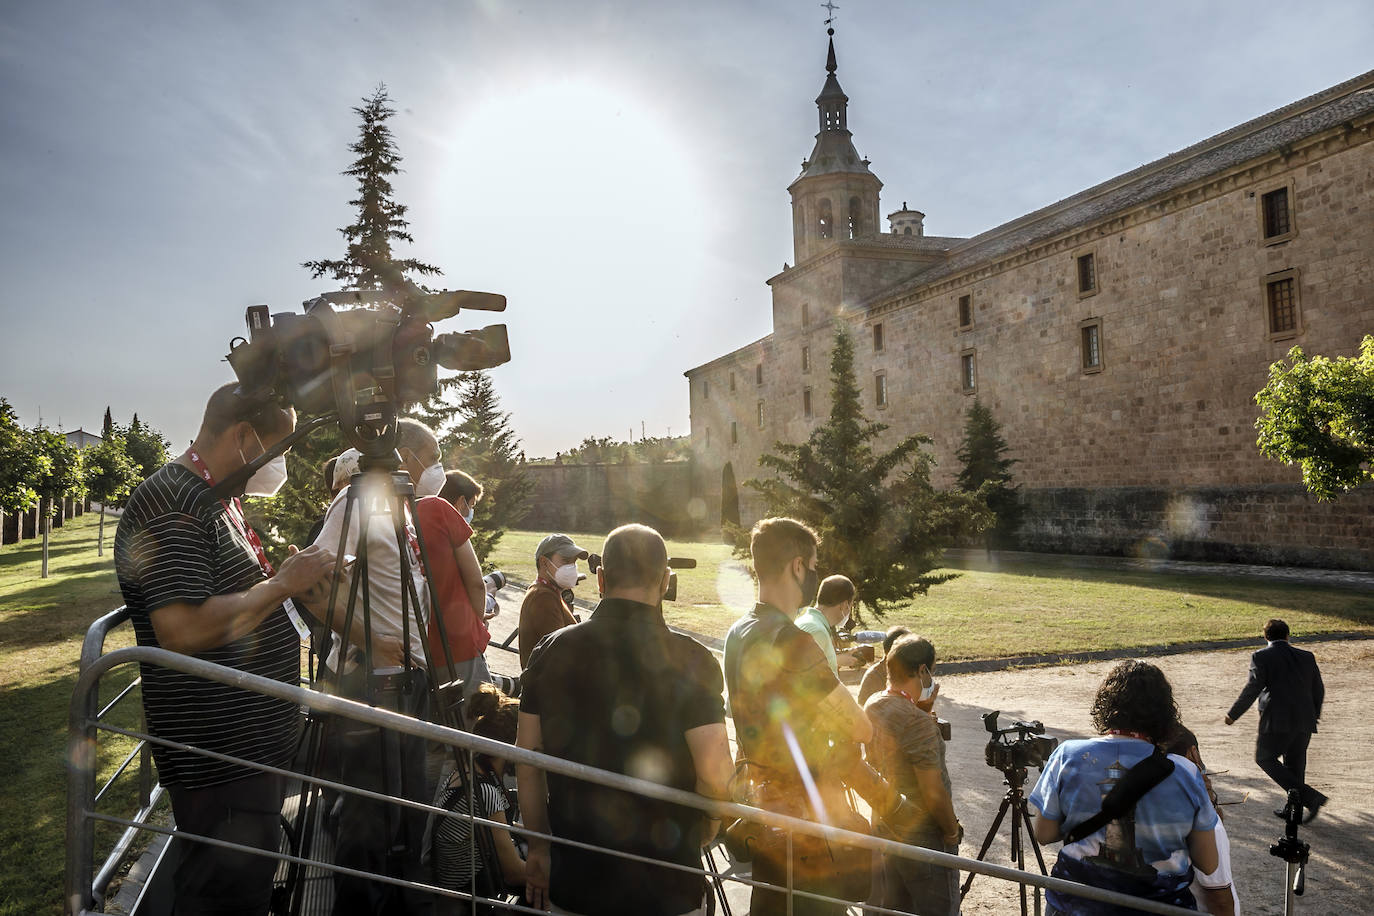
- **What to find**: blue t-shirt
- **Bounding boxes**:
[1029,735,1218,914]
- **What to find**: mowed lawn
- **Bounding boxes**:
[5,519,1374,915]
[486,529,1374,658]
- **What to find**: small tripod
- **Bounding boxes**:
[960,764,1048,916]
[1270,789,1311,916]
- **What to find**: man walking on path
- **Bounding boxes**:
[1225,618,1327,822]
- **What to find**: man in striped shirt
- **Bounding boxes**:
[115,383,334,916]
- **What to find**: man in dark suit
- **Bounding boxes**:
[1225,618,1327,822]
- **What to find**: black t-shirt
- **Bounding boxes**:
[520,597,725,916]
[113,462,302,788]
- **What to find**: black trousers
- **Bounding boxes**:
[167,771,287,916]
[332,669,437,916]
[1255,729,1325,809]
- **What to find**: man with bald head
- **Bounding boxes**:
[517,524,733,916]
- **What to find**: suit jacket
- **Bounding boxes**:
[1227,640,1324,734]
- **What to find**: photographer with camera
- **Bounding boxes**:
[311,417,446,916]
[863,635,961,916]
[113,383,335,916]
[722,518,876,916]
[1029,661,1219,915]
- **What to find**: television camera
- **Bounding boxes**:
[586,552,698,602]
[982,709,1058,774]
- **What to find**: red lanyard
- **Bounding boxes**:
[1107,729,1153,742]
[186,448,275,577]
[885,687,915,703]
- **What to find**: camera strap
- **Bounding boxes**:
[186,449,275,577]
[1063,745,1175,845]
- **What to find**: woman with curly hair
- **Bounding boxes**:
[1029,661,1220,914]
[429,684,526,914]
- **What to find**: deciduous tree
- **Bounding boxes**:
[83,432,140,555]
[0,399,46,547]
[1255,336,1374,500]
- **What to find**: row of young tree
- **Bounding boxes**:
[246,85,531,565]
[0,400,169,566]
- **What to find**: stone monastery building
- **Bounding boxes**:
[685,31,1374,570]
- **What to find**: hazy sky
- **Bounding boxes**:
[1,0,1370,457]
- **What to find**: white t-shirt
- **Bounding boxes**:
[1192,817,1240,916]
[312,483,429,668]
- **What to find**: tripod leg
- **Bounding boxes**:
[960,794,1013,899]
[1009,798,1028,916]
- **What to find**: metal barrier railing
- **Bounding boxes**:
[67,641,1206,916]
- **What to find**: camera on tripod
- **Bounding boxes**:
[226,284,510,455]
[982,710,1058,773]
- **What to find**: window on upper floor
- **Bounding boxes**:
[731,421,738,445]
[961,349,977,393]
[873,322,884,353]
[875,372,888,409]
[705,427,710,447]
[802,345,811,374]
[1077,252,1097,297]
[729,371,736,393]
[803,387,813,418]
[1080,318,1103,373]
[802,302,811,327]
[703,379,709,400]
[757,400,765,429]
[1265,269,1301,340]
[756,364,763,386]
[1261,185,1295,244]
[848,196,861,239]
[958,294,973,330]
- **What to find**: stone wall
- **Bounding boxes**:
[521,462,707,538]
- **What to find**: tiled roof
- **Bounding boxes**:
[863,71,1374,309]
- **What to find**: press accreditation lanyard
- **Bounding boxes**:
[185,449,310,641]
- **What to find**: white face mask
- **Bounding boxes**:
[919,667,937,703]
[551,560,579,589]
[244,454,288,497]
[463,506,475,524]
[416,462,445,497]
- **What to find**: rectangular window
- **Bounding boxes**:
[1262,186,1292,241]
[1077,252,1097,296]
[873,322,884,352]
[729,371,736,393]
[802,345,811,373]
[703,379,709,399]
[705,427,710,447]
[757,400,765,429]
[1266,272,1300,338]
[875,373,888,408]
[958,294,972,329]
[960,349,977,393]
[802,302,811,327]
[756,364,763,386]
[803,388,813,418]
[730,421,738,445]
[1080,319,1103,372]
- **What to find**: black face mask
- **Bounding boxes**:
[795,564,820,608]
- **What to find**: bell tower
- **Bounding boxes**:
[787,27,883,264]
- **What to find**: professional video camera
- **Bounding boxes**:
[982,710,1058,773]
[586,552,698,602]
[225,283,509,457]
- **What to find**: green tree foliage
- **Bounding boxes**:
[245,423,346,557]
[955,398,1022,548]
[82,431,140,555]
[741,326,991,620]
[119,415,170,483]
[1255,336,1374,501]
[430,371,533,563]
[30,428,85,508]
[302,85,441,292]
[0,399,46,517]
[552,435,691,465]
[720,461,741,542]
[101,406,113,439]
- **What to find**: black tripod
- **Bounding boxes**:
[277,440,465,916]
[1271,789,1311,916]
[960,764,1049,916]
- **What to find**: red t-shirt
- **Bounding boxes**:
[415,495,489,663]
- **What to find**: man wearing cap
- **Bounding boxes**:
[517,534,589,667]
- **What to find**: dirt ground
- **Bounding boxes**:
[486,597,1370,915]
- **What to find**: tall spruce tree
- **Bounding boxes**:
[955,398,1021,549]
[303,85,440,293]
[429,371,532,564]
[248,86,441,559]
[743,326,991,620]
[101,406,114,439]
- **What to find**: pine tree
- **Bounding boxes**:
[743,326,991,620]
[955,398,1021,549]
[720,461,740,542]
[101,406,113,439]
[431,371,533,564]
[303,85,440,293]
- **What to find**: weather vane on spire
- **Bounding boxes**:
[821,0,839,27]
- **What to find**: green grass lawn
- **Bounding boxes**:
[485,528,1374,657]
[0,512,142,916]
[4,518,1373,915]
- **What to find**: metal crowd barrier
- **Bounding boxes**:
[69,635,1203,916]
